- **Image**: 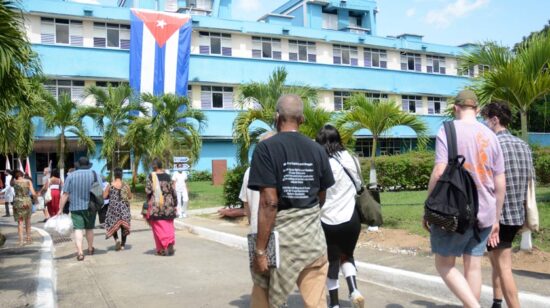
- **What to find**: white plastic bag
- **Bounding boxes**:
[56,214,73,236]
[36,196,45,210]
[44,214,73,236]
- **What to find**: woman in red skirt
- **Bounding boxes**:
[46,169,63,217]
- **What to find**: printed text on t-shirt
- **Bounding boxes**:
[281,162,314,199]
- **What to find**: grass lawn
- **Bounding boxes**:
[380,186,550,252]
[130,181,224,210]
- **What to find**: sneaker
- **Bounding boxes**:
[349,290,364,308]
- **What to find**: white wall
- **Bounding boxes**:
[25,15,41,43]
[231,33,251,58]
[316,42,332,64]
[317,91,334,111]
[386,50,401,70]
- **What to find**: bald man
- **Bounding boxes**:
[248,94,335,308]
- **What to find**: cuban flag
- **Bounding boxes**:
[130,9,191,96]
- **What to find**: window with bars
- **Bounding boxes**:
[40,17,83,46]
[252,37,282,60]
[400,53,422,72]
[379,138,404,155]
[401,95,422,113]
[44,80,85,103]
[333,45,358,66]
[93,22,130,49]
[334,91,351,111]
[427,97,447,115]
[199,32,232,56]
[365,92,389,103]
[322,13,338,30]
[200,86,233,109]
[426,55,446,74]
[364,48,387,68]
[289,40,316,62]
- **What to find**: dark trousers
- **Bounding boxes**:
[4,202,10,216]
[98,204,109,224]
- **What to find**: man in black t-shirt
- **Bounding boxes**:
[248,94,335,308]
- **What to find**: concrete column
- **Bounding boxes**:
[337,8,349,31]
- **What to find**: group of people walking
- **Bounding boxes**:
[240,91,534,308]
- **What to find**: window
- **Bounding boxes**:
[289,40,316,62]
[44,80,85,103]
[200,86,233,109]
[364,48,387,68]
[349,15,362,28]
[401,95,422,113]
[334,91,351,111]
[427,55,446,74]
[93,23,130,49]
[322,13,338,30]
[252,37,282,60]
[379,139,405,155]
[400,53,421,72]
[188,0,212,10]
[427,97,447,115]
[95,81,121,91]
[460,64,475,77]
[199,32,232,56]
[333,45,358,66]
[355,138,372,157]
[365,92,388,103]
[40,17,83,46]
[478,64,490,76]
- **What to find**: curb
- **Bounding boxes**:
[174,219,550,308]
[0,223,56,308]
[32,226,57,308]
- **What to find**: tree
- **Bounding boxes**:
[0,1,44,163]
[43,94,96,181]
[125,117,153,188]
[142,93,206,168]
[83,84,145,175]
[335,94,428,162]
[460,32,550,141]
[233,67,318,164]
[299,103,334,139]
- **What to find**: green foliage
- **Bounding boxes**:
[137,173,147,184]
[187,170,212,182]
[222,165,248,207]
[534,147,550,184]
[233,67,318,164]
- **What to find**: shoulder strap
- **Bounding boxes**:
[333,155,361,193]
[443,121,458,161]
[92,171,98,183]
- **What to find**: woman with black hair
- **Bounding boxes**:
[316,124,365,308]
[45,169,62,218]
[103,168,132,251]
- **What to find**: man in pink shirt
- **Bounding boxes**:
[424,90,506,308]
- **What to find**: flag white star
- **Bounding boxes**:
[156,19,167,29]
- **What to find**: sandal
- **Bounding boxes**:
[155,250,166,256]
[167,244,175,256]
[87,247,95,255]
[115,241,121,251]
[77,254,85,261]
[26,237,32,244]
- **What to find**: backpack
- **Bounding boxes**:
[424,121,480,239]
[88,171,104,212]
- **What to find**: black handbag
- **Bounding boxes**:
[335,155,383,226]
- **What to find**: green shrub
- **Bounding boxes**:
[137,173,147,184]
[359,151,435,191]
[534,147,550,184]
[188,170,212,182]
[222,165,248,207]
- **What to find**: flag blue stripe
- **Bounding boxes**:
[153,43,165,96]
[129,13,143,94]
[175,21,192,97]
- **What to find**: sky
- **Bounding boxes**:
[92,0,549,48]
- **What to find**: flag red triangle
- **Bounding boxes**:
[132,9,190,48]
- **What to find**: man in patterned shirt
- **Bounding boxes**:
[481,102,534,308]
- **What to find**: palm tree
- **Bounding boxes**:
[43,94,96,181]
[299,103,334,139]
[335,94,428,180]
[460,32,550,141]
[233,67,318,164]
[0,0,41,112]
[125,117,153,188]
[83,84,145,175]
[142,93,206,168]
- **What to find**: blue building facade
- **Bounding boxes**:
[14,0,550,182]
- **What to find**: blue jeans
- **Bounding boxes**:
[430,225,491,257]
